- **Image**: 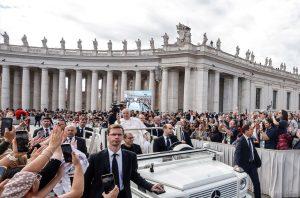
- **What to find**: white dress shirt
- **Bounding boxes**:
[108,148,124,190]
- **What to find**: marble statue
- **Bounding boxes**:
[296,67,299,74]
[280,63,284,70]
[210,40,214,47]
[108,40,112,51]
[162,33,169,45]
[22,34,29,47]
[60,38,65,50]
[265,57,268,66]
[245,49,250,60]
[122,39,127,52]
[93,38,98,51]
[283,63,286,71]
[293,67,295,74]
[77,39,82,50]
[176,23,191,45]
[250,51,255,62]
[202,33,208,45]
[150,38,155,50]
[235,45,240,57]
[1,32,9,45]
[136,39,141,51]
[269,58,272,67]
[41,37,47,48]
[216,38,221,50]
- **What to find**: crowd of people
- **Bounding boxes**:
[0,107,299,197]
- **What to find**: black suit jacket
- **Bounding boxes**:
[83,149,153,198]
[153,135,179,152]
[152,124,163,137]
[181,131,193,147]
[76,126,93,139]
[234,135,261,171]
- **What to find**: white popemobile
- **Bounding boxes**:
[131,144,250,198]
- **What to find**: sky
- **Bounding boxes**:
[1,0,300,71]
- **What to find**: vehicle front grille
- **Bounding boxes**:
[189,181,237,198]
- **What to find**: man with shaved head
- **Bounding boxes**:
[65,125,88,156]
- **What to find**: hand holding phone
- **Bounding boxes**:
[61,144,73,163]
[102,173,115,194]
[15,131,29,153]
[1,118,13,136]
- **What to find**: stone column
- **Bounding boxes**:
[244,79,251,112]
[120,71,127,102]
[183,67,190,112]
[41,68,49,110]
[69,71,76,111]
[13,68,21,109]
[195,68,208,112]
[101,74,107,111]
[213,71,220,112]
[58,69,66,110]
[51,72,59,110]
[161,68,168,112]
[22,67,30,109]
[232,76,239,112]
[168,69,179,112]
[135,70,141,90]
[149,70,155,111]
[1,65,10,109]
[75,70,82,112]
[33,70,41,110]
[106,70,113,110]
[91,70,98,111]
[86,72,92,111]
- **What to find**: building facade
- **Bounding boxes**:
[0,24,300,113]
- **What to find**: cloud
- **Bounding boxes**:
[0,0,300,70]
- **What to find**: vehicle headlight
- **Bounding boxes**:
[239,178,247,190]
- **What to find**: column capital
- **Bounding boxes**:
[41,67,48,71]
[22,67,30,70]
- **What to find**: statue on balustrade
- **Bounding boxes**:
[77,39,82,51]
[41,37,47,48]
[122,39,127,52]
[93,38,98,51]
[176,23,191,45]
[265,57,268,66]
[60,38,66,50]
[210,40,214,47]
[136,39,141,51]
[22,34,29,47]
[162,33,169,45]
[1,32,9,45]
[202,33,208,45]
[245,49,250,60]
[280,63,284,70]
[216,38,221,50]
[235,45,240,57]
[250,51,255,62]
[296,67,299,74]
[293,67,295,74]
[283,63,286,71]
[150,38,155,50]
[108,40,112,51]
[268,58,272,67]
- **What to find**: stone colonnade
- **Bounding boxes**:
[0,65,156,111]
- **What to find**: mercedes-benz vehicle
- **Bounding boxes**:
[131,146,250,198]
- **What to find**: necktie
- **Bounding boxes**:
[166,137,171,150]
[248,138,254,161]
[181,132,185,141]
[45,128,49,137]
[112,154,120,188]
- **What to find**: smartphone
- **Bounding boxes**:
[1,118,13,136]
[15,130,29,153]
[61,144,72,163]
[101,173,115,194]
[0,166,7,179]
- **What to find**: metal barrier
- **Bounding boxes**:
[192,140,300,198]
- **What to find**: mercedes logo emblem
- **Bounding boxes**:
[211,189,221,198]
